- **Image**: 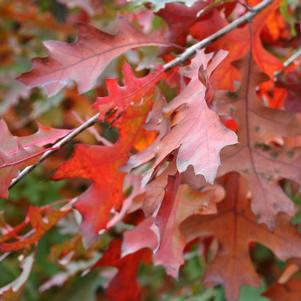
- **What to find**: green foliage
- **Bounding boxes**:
[9,169,65,206]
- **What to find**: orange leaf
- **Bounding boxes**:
[54,65,164,245]
[190,0,282,90]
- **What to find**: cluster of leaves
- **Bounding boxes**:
[1,0,301,300]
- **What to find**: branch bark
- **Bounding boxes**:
[275,47,301,77]
[9,0,273,189]
[163,0,273,70]
[9,113,100,189]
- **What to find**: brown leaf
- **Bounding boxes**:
[0,206,69,252]
[189,0,282,90]
[181,173,301,301]
[216,53,301,227]
[264,279,301,301]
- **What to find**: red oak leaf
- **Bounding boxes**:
[216,54,301,227]
[189,0,282,90]
[0,206,69,252]
[18,19,171,96]
[264,279,301,301]
[106,174,146,229]
[277,66,301,112]
[123,174,224,277]
[126,50,237,184]
[0,119,69,198]
[94,63,164,119]
[54,65,164,245]
[54,143,126,246]
[156,1,211,45]
[181,174,301,301]
[96,240,151,301]
[123,93,170,185]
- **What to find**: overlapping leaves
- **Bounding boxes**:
[1,1,301,301]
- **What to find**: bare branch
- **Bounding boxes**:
[275,47,301,77]
[163,0,273,70]
[9,113,100,189]
[9,0,273,189]
[71,111,113,146]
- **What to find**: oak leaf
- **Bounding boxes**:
[189,0,282,90]
[181,174,301,301]
[54,65,164,244]
[263,279,301,301]
[123,174,224,277]
[216,54,301,226]
[96,240,151,301]
[126,50,237,184]
[18,19,171,96]
[93,63,164,119]
[0,206,68,252]
[156,1,212,45]
[277,66,301,112]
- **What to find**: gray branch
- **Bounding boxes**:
[9,113,100,189]
[275,47,301,77]
[163,0,273,70]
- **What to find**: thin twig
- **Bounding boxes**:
[275,47,301,77]
[9,0,273,189]
[71,111,113,146]
[9,113,100,189]
[0,148,57,169]
[163,0,273,70]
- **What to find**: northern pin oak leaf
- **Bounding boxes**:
[181,174,301,301]
[94,63,164,119]
[18,19,172,96]
[216,54,301,227]
[189,0,282,90]
[277,66,301,112]
[0,206,68,252]
[263,279,301,301]
[123,173,224,277]
[5,1,301,300]
[126,50,237,184]
[96,239,151,301]
[54,65,164,245]
[156,1,212,45]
